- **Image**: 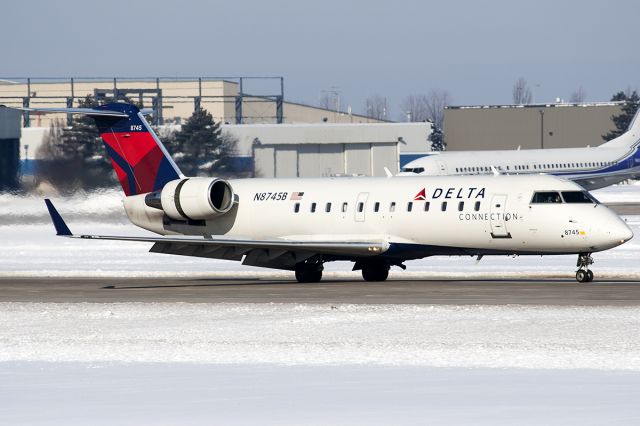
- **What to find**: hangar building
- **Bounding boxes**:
[222,122,432,177]
[444,102,624,151]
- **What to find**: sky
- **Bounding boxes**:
[1,0,639,120]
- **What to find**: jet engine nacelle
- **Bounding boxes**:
[147,177,235,221]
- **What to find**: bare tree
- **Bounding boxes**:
[400,94,429,122]
[424,89,451,130]
[319,89,341,111]
[569,86,586,103]
[400,90,451,128]
[364,95,389,120]
[512,77,532,105]
[319,93,332,110]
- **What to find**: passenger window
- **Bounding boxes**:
[390,202,396,212]
[358,202,364,213]
[342,202,348,213]
[311,202,317,213]
[441,201,447,211]
[326,202,332,212]
[374,202,380,212]
[407,202,413,212]
[294,203,300,213]
[561,191,597,204]
[531,191,562,203]
[474,201,480,211]
[458,201,464,211]
[424,202,430,212]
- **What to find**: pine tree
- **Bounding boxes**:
[602,90,640,141]
[166,107,234,176]
[429,125,446,151]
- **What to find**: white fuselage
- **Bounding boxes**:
[123,174,632,259]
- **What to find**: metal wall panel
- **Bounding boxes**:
[274,145,298,177]
[317,144,344,176]
[297,144,320,177]
[345,143,371,176]
[444,105,622,151]
[0,139,19,190]
[371,143,398,176]
[0,108,21,139]
[297,144,346,177]
[254,146,275,178]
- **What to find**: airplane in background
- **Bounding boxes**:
[15,103,633,283]
[399,109,640,190]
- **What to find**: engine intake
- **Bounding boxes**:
[147,178,235,221]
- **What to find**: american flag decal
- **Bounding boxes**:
[290,192,304,200]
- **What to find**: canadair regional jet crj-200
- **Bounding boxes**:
[17,103,633,283]
[400,109,640,190]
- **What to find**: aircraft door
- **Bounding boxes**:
[355,192,369,222]
[489,194,511,238]
[436,161,448,175]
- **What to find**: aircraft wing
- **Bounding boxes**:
[568,168,640,191]
[44,199,388,270]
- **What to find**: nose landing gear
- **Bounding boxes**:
[575,253,594,283]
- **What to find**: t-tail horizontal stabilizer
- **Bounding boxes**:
[44,199,72,236]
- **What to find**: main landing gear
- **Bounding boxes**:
[575,253,594,283]
[361,263,390,282]
[294,261,323,283]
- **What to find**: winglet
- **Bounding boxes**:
[44,199,72,236]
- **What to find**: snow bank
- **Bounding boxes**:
[1,302,639,370]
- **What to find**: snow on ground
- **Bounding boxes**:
[2,363,639,426]
[2,302,640,424]
[2,302,639,370]
[592,180,640,203]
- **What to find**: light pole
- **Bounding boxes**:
[538,109,544,149]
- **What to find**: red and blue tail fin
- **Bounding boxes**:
[90,103,182,196]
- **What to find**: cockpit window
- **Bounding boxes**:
[561,191,598,204]
[531,191,562,203]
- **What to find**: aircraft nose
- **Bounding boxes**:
[605,217,633,247]
[610,220,633,245]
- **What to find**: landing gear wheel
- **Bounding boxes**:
[362,265,389,282]
[575,253,595,283]
[295,266,323,283]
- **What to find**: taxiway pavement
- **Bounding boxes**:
[1,277,640,305]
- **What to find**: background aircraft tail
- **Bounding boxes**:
[90,103,182,196]
[600,108,640,150]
